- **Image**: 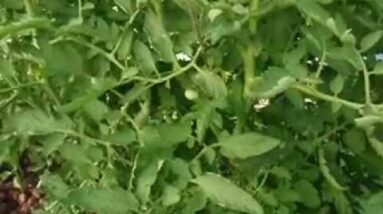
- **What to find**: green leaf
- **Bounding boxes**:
[256,72,296,99]
[371,62,383,75]
[68,187,139,213]
[297,0,331,24]
[41,173,70,200]
[4,109,72,135]
[0,58,16,83]
[136,159,164,204]
[208,9,223,22]
[368,137,383,158]
[355,115,383,129]
[133,40,158,75]
[362,191,383,214]
[360,30,383,52]
[2,0,24,9]
[181,189,207,214]
[161,184,181,206]
[58,78,116,113]
[42,134,66,156]
[193,71,228,101]
[142,122,191,146]
[103,128,136,145]
[330,74,344,94]
[42,43,83,76]
[220,132,281,159]
[82,99,109,121]
[343,128,366,154]
[94,17,111,41]
[169,158,192,189]
[193,173,264,214]
[285,89,304,109]
[294,179,321,208]
[274,187,302,203]
[319,149,347,190]
[144,9,175,63]
[117,30,134,60]
[113,0,133,13]
[257,189,278,207]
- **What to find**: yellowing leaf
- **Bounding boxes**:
[193,173,264,214]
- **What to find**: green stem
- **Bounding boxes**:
[119,45,203,86]
[111,9,140,55]
[254,169,269,193]
[318,148,347,190]
[359,54,372,105]
[52,37,126,71]
[0,82,40,93]
[128,152,139,191]
[315,48,327,78]
[0,18,50,39]
[58,129,110,146]
[77,0,83,20]
[241,41,257,99]
[0,92,18,110]
[292,84,363,110]
[369,71,383,76]
[192,143,221,162]
[23,0,34,17]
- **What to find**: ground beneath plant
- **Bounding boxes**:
[0,153,43,214]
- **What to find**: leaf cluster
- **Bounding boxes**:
[1,0,383,213]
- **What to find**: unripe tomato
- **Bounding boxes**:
[185,89,199,100]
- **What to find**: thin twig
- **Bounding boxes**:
[0,82,40,93]
[315,48,327,78]
[111,10,140,55]
[128,151,139,191]
[52,37,126,71]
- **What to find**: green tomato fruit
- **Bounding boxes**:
[185,89,199,100]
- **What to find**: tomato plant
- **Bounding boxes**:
[1,0,383,213]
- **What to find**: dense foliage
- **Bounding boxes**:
[1,0,383,213]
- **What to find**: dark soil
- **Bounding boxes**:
[0,152,43,214]
[0,182,43,214]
